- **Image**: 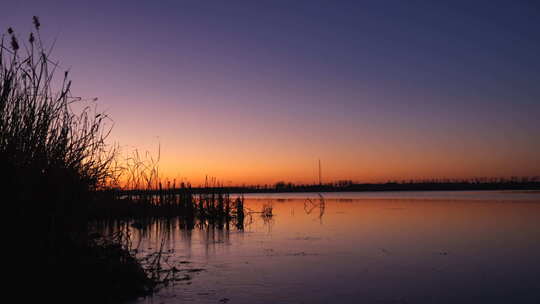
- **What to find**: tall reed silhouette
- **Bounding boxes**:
[1,18,245,302]
[1,17,117,216]
[0,18,152,303]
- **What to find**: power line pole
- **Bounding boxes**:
[318,159,322,186]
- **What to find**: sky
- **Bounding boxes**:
[2,1,539,185]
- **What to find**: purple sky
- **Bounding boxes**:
[2,1,539,184]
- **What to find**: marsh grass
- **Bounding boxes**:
[1,17,245,302]
[1,18,117,231]
[0,18,172,302]
[92,146,245,228]
[93,189,245,228]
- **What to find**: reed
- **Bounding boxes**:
[0,18,166,302]
[89,145,245,227]
[1,18,117,227]
[92,182,245,229]
[1,18,245,302]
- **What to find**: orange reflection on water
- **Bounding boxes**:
[122,192,540,304]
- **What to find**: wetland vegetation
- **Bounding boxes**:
[1,18,245,303]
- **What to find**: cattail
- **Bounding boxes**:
[32,16,41,30]
[29,32,35,44]
[11,36,19,51]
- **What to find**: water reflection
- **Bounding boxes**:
[304,194,326,223]
[101,191,540,304]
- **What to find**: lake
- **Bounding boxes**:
[121,191,540,303]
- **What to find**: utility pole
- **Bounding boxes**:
[318,159,322,186]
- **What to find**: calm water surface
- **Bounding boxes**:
[124,191,540,304]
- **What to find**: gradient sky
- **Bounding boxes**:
[3,1,539,185]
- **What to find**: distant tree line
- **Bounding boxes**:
[115,176,540,195]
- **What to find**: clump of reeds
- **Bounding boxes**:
[89,146,246,229]
[1,17,117,217]
[0,18,147,303]
[261,201,273,218]
[1,17,247,300]
[93,188,246,230]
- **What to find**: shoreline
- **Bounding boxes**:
[114,183,540,196]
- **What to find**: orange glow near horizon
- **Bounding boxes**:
[109,122,540,186]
